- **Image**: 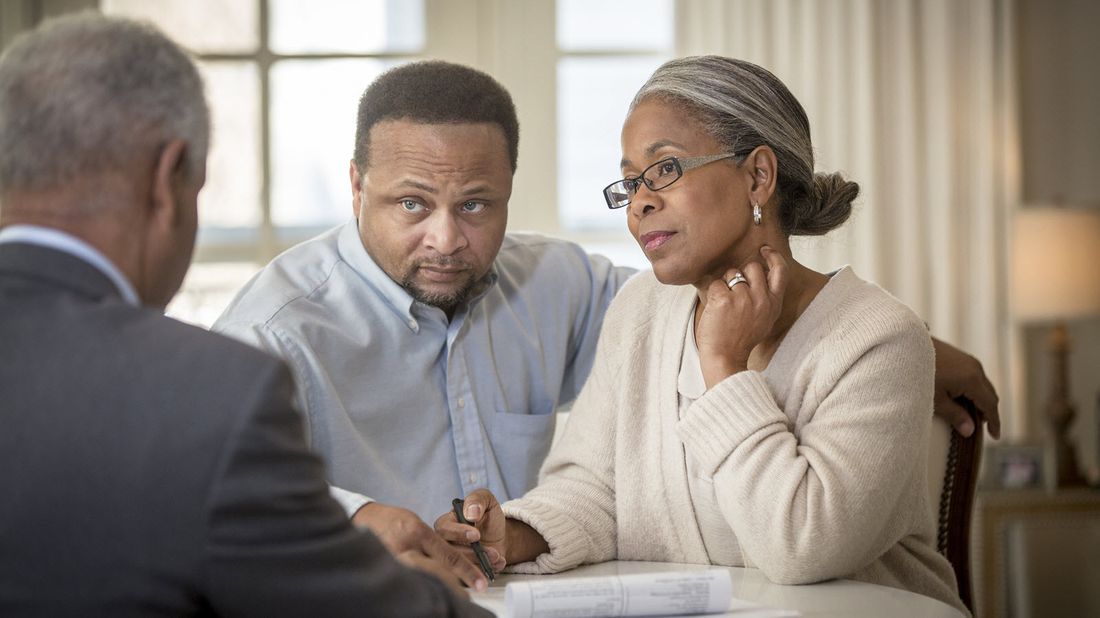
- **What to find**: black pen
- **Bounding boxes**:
[452,498,495,582]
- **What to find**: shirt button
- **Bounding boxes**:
[407,319,416,329]
[457,398,465,409]
[468,473,477,484]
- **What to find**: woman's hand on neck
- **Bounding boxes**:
[693,244,825,389]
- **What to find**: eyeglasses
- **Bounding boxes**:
[602,152,746,210]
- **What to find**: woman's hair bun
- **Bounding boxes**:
[784,172,859,236]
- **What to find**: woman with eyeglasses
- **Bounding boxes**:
[437,55,965,614]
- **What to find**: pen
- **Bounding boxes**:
[452,498,495,582]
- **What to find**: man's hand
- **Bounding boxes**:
[434,489,508,575]
[435,489,546,568]
[352,501,492,592]
[932,337,1001,439]
[393,549,469,598]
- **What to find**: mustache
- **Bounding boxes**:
[413,256,471,270]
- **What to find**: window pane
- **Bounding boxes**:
[198,61,262,229]
[557,0,673,52]
[102,0,258,53]
[557,56,665,231]
[269,0,424,54]
[270,59,402,228]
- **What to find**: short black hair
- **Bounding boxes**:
[353,60,519,172]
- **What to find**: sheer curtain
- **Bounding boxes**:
[676,0,1020,433]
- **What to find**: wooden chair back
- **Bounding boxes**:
[928,403,983,614]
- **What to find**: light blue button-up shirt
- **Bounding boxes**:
[214,220,635,522]
[0,224,140,306]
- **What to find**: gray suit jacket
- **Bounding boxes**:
[0,243,490,617]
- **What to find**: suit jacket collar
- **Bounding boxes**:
[0,242,125,303]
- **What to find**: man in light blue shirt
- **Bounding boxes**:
[215,222,628,522]
[214,61,634,568]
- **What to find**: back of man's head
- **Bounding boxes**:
[353,60,519,173]
[0,12,209,202]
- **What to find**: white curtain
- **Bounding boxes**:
[676,0,1020,434]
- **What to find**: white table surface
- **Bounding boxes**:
[470,560,965,618]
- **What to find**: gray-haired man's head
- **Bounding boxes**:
[0,12,209,198]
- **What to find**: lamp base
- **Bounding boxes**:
[1045,321,1087,488]
[1048,432,1088,487]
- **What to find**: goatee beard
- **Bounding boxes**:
[400,278,476,312]
[401,257,478,311]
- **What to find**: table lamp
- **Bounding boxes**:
[1012,206,1100,487]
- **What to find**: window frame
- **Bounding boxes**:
[97,0,668,266]
[185,0,430,264]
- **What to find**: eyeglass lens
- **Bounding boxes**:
[604,158,682,209]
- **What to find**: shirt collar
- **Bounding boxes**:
[335,219,500,330]
[0,224,141,306]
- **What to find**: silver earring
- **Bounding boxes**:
[752,201,762,225]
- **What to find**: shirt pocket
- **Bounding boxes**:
[487,411,557,499]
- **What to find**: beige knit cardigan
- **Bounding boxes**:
[502,267,965,615]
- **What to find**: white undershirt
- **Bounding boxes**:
[676,304,745,567]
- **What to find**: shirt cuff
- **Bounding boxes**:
[329,485,374,518]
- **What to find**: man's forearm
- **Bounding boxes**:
[505,518,550,564]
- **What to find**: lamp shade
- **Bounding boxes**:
[1012,207,1100,321]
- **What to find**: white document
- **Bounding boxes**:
[505,569,733,618]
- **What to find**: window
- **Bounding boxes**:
[556,0,673,235]
[98,0,666,324]
[102,0,425,323]
[103,0,423,248]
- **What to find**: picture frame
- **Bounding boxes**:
[981,443,1048,490]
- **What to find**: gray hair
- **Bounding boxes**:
[0,12,209,195]
[631,56,857,236]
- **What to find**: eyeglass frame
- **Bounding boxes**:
[602,151,751,210]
